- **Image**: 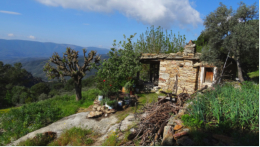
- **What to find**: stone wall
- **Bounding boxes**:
[158,59,198,94]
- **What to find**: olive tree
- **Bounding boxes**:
[44,48,101,101]
[202,2,259,82]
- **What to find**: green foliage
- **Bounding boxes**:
[248,70,259,78]
[96,34,142,96]
[107,99,117,107]
[133,25,186,54]
[181,114,204,128]
[0,88,99,145]
[18,133,56,146]
[186,82,258,131]
[48,89,59,97]
[30,82,50,98]
[48,127,94,146]
[202,2,259,81]
[38,93,48,101]
[11,86,30,104]
[64,78,74,91]
[102,131,120,146]
[82,75,96,87]
[192,32,210,53]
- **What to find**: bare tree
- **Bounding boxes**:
[43,47,101,101]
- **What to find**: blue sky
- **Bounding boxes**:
[0,0,258,50]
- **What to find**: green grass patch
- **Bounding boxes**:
[0,88,100,145]
[48,127,94,146]
[17,132,56,146]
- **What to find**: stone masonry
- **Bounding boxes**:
[158,60,198,94]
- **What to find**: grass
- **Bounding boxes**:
[48,127,95,146]
[0,88,100,145]
[181,81,259,145]
[17,127,96,146]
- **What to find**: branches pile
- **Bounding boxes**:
[125,92,191,146]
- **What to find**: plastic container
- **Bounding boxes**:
[98,95,103,101]
[118,101,123,107]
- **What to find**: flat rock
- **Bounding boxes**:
[7,112,118,146]
[88,111,96,118]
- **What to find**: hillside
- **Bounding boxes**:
[0,39,110,59]
[1,54,110,82]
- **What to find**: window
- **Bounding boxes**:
[204,68,213,83]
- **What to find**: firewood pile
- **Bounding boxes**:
[124,92,191,146]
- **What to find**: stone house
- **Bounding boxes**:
[138,40,219,94]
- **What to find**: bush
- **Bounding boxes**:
[38,93,48,101]
[48,89,59,97]
[64,78,74,91]
[30,82,50,98]
[82,75,96,87]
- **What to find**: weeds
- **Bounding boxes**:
[48,127,94,146]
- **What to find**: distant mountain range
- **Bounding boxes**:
[0,39,111,81]
[0,39,110,59]
[1,55,110,82]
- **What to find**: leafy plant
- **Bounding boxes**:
[181,114,204,129]
[107,100,117,107]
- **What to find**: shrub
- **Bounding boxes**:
[38,93,48,101]
[48,89,59,97]
[82,75,96,87]
[64,78,74,91]
[30,82,50,98]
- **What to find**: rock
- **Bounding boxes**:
[176,136,194,146]
[162,126,175,146]
[97,106,101,111]
[101,106,105,111]
[95,111,102,116]
[87,111,96,118]
[173,125,183,131]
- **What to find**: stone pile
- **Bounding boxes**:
[87,100,116,118]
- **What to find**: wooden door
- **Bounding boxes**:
[204,68,213,82]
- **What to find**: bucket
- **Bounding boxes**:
[98,95,103,101]
[135,88,139,93]
[118,101,123,107]
[125,99,131,105]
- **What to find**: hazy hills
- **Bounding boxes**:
[0,39,110,59]
[1,55,109,82]
[0,39,111,81]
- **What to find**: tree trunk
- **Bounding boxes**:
[236,57,244,82]
[75,80,82,101]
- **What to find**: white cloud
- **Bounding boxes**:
[36,0,203,29]
[8,33,14,37]
[98,45,102,48]
[28,35,36,39]
[0,10,21,15]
